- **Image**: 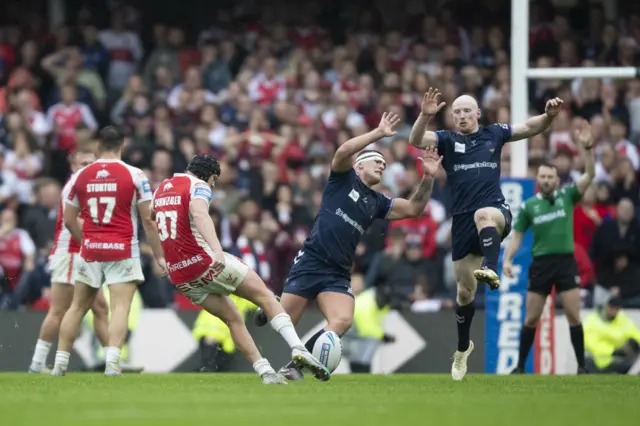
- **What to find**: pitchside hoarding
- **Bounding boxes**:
[0,310,485,373]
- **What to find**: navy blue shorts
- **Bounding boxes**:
[451,205,512,261]
[282,274,354,300]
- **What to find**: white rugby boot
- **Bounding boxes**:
[262,372,288,385]
[104,362,122,376]
[292,347,331,382]
[451,340,475,381]
[474,266,500,290]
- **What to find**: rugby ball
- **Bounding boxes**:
[312,331,342,372]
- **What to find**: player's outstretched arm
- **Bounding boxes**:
[332,112,401,172]
[63,202,83,243]
[408,88,446,149]
[573,119,596,195]
[509,97,563,142]
[386,147,442,220]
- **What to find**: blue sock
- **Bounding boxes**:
[479,226,501,272]
[304,329,325,353]
[456,303,475,352]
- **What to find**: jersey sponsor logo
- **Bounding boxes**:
[154,196,182,208]
[348,189,360,202]
[453,161,498,172]
[83,240,125,251]
[96,170,110,179]
[531,209,566,225]
[87,183,118,192]
[163,182,174,191]
[168,254,205,272]
[335,208,365,235]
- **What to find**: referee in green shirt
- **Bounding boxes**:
[502,119,595,374]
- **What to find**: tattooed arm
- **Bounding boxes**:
[385,146,442,220]
[386,175,435,220]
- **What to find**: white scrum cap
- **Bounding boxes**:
[354,151,385,167]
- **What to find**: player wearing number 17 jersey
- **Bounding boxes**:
[28,148,109,374]
[51,126,166,376]
[150,154,330,384]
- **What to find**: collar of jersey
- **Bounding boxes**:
[97,159,121,163]
[536,190,558,200]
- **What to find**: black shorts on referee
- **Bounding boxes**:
[528,254,580,295]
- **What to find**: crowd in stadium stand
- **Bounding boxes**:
[0,0,639,311]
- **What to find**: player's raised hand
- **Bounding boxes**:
[420,87,446,116]
[377,111,402,136]
[572,118,594,150]
[544,97,564,118]
[420,146,443,178]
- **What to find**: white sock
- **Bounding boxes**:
[30,339,52,370]
[253,358,275,376]
[53,351,70,371]
[104,347,121,365]
[270,313,305,350]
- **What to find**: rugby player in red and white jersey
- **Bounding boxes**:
[51,126,166,376]
[149,154,329,384]
[28,147,110,374]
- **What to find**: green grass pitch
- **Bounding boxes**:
[0,373,637,426]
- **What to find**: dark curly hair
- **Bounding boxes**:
[186,154,221,182]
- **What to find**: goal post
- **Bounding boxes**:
[509,0,640,178]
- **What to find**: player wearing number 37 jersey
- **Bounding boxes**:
[150,154,330,384]
[51,126,166,377]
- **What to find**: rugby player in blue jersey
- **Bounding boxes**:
[255,112,443,380]
[408,88,563,380]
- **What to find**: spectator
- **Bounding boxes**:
[3,130,42,205]
[45,83,98,153]
[0,151,18,210]
[590,198,640,307]
[574,185,607,252]
[22,177,60,252]
[584,296,640,374]
[99,9,144,93]
[0,209,36,308]
[142,27,184,90]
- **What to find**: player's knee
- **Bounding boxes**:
[523,314,541,328]
[473,208,495,229]
[46,308,66,324]
[456,284,476,305]
[327,315,353,336]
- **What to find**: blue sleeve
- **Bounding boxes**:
[489,123,513,144]
[376,191,394,220]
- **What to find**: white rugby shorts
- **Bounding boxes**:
[176,253,249,305]
[73,256,144,288]
[48,253,80,285]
